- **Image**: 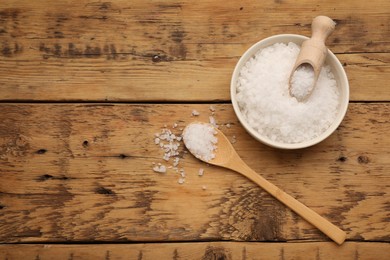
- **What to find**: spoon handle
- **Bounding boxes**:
[231,160,346,245]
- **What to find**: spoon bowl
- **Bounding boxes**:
[183,122,346,245]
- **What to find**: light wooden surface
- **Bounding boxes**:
[0,104,389,243]
[1,242,390,260]
[1,0,389,258]
[0,0,389,101]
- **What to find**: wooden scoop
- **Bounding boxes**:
[183,122,346,245]
[289,16,336,101]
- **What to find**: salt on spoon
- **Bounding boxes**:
[182,122,346,245]
[289,16,336,101]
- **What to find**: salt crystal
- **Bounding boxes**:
[226,123,231,128]
[209,105,216,112]
[202,185,207,190]
[198,168,204,176]
[173,123,178,128]
[154,137,160,145]
[153,165,167,173]
[178,178,185,184]
[163,153,170,161]
[173,157,180,167]
[236,42,340,144]
[209,116,217,128]
[192,110,200,116]
[183,123,217,162]
[290,65,315,101]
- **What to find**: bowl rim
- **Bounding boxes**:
[230,34,349,149]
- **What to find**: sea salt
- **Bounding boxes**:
[183,123,217,162]
[198,168,204,176]
[192,110,200,116]
[173,157,180,167]
[153,164,167,173]
[290,65,315,101]
[209,116,217,128]
[154,127,181,166]
[236,42,339,144]
[179,168,186,178]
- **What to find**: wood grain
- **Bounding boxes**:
[0,0,389,101]
[1,242,390,260]
[0,104,389,243]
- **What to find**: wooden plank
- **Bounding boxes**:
[0,103,389,243]
[1,242,389,260]
[0,0,389,101]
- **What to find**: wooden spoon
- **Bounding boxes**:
[183,122,346,245]
[289,16,336,101]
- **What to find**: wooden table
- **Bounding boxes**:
[1,0,389,259]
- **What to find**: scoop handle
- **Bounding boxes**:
[311,16,336,43]
[296,16,336,72]
[228,159,346,245]
[289,16,336,101]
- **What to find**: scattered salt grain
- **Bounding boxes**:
[173,123,178,128]
[153,164,167,173]
[154,127,182,168]
[209,105,216,112]
[231,135,237,144]
[192,110,200,116]
[209,116,218,128]
[183,123,217,162]
[226,123,231,128]
[178,178,185,184]
[202,185,207,190]
[163,153,170,161]
[198,168,204,176]
[173,157,180,167]
[290,65,315,101]
[236,42,339,144]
